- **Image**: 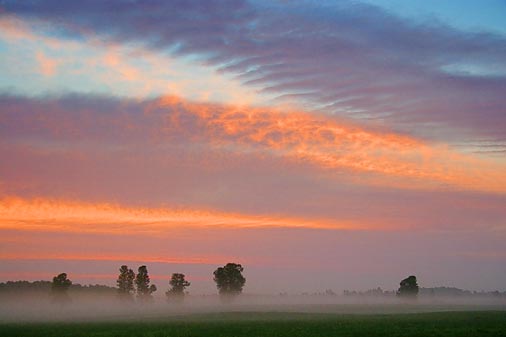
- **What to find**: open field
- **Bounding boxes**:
[1,311,506,337]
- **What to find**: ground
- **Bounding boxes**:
[1,311,506,337]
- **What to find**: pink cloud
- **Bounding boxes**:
[35,51,59,76]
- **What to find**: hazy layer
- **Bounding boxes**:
[1,293,505,323]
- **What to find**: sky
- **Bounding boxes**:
[0,0,505,294]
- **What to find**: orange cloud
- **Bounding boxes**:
[0,253,225,265]
[35,51,59,76]
[0,196,373,235]
[0,15,37,41]
[1,15,504,193]
[150,96,506,193]
[102,49,141,81]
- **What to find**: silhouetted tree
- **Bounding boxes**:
[397,275,419,298]
[116,265,135,300]
[51,273,72,304]
[165,273,191,303]
[213,263,245,301]
[135,265,157,302]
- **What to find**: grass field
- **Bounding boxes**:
[1,311,506,337]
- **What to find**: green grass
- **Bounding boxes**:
[1,311,506,337]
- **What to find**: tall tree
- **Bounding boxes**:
[397,275,419,298]
[116,265,135,300]
[166,273,191,303]
[51,272,72,303]
[213,263,245,300]
[135,265,157,302]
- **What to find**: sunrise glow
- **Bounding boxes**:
[1,0,505,296]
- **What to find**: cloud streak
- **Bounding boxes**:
[2,94,505,193]
[2,0,506,146]
[0,14,264,104]
[0,196,369,235]
[0,253,225,266]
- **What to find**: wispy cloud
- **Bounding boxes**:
[0,14,265,103]
[0,196,370,235]
[2,0,505,146]
[2,94,505,193]
[0,253,227,266]
[35,51,59,76]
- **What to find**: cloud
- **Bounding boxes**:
[0,14,265,104]
[35,51,59,76]
[0,196,369,235]
[1,93,506,237]
[0,253,226,266]
[1,93,505,194]
[2,0,506,147]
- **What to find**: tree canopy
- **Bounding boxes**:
[117,265,135,300]
[51,273,72,303]
[213,263,246,299]
[397,275,419,298]
[166,273,191,303]
[52,273,72,292]
[135,265,157,302]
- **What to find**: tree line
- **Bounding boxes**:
[2,267,424,303]
[51,262,246,303]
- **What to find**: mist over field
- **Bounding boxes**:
[1,288,505,323]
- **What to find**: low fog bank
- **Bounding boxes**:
[1,291,505,323]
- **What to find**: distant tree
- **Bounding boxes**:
[213,263,245,300]
[116,265,135,300]
[165,273,191,303]
[135,265,157,302]
[397,275,419,298]
[51,273,72,303]
[0,280,117,296]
